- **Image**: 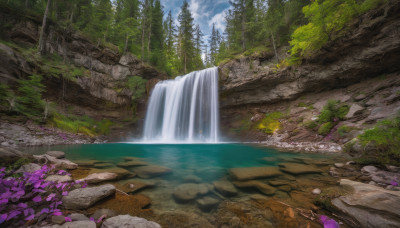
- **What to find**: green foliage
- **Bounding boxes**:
[127,76,147,102]
[15,75,45,118]
[338,125,352,136]
[290,0,387,58]
[297,102,314,110]
[7,157,31,171]
[318,122,334,135]
[358,117,400,165]
[258,112,283,134]
[0,83,11,109]
[52,113,113,136]
[318,100,349,123]
[304,120,318,130]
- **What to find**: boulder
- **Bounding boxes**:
[111,65,130,80]
[229,167,282,181]
[69,213,89,221]
[212,180,238,196]
[361,166,400,185]
[0,147,28,165]
[345,104,364,119]
[173,183,210,203]
[42,221,96,228]
[52,216,66,225]
[196,196,220,212]
[118,180,155,193]
[62,184,116,210]
[101,215,161,228]
[45,175,72,183]
[46,151,65,159]
[132,165,171,178]
[116,160,148,168]
[15,163,41,173]
[332,179,400,228]
[278,163,322,175]
[82,172,118,184]
[233,181,276,196]
[34,155,77,170]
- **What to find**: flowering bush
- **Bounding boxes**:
[0,165,86,226]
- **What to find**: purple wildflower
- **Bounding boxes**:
[32,195,42,202]
[65,217,72,222]
[319,215,340,228]
[391,180,398,186]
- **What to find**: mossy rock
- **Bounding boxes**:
[318,122,334,135]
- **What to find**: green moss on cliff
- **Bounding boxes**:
[258,112,283,134]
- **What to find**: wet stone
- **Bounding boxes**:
[213,180,238,197]
[91,209,117,221]
[52,216,66,225]
[278,163,322,175]
[183,175,202,183]
[46,151,65,159]
[233,181,276,196]
[45,175,72,183]
[117,180,155,193]
[116,160,148,168]
[229,167,282,181]
[132,165,171,178]
[173,183,210,203]
[196,196,221,212]
[69,213,89,221]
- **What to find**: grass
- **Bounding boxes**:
[51,113,114,136]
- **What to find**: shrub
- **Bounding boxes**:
[358,117,400,165]
[0,83,11,109]
[338,125,352,137]
[318,122,334,135]
[127,76,147,102]
[51,113,113,136]
[318,100,349,123]
[15,75,45,118]
[304,120,318,129]
[258,112,283,134]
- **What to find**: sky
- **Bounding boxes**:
[160,0,231,44]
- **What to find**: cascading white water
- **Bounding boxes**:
[143,67,219,143]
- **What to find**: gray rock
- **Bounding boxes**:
[15,163,41,173]
[91,209,117,221]
[173,183,210,203]
[61,221,96,228]
[212,180,238,196]
[196,197,220,212]
[45,175,72,183]
[111,65,130,80]
[34,155,78,170]
[116,160,148,168]
[334,163,344,168]
[332,179,400,228]
[52,216,66,225]
[345,104,364,119]
[101,215,161,228]
[62,184,116,210]
[82,172,118,184]
[0,147,28,164]
[46,151,65,159]
[361,165,378,174]
[386,165,400,173]
[69,213,89,221]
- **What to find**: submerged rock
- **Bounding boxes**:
[157,211,213,228]
[196,196,220,212]
[233,180,276,196]
[91,209,117,221]
[117,180,155,193]
[173,183,210,203]
[229,166,282,181]
[213,180,238,196]
[89,167,133,179]
[116,160,148,168]
[46,151,65,159]
[82,172,118,184]
[101,215,161,228]
[62,184,116,210]
[183,174,202,183]
[15,163,41,173]
[332,179,400,227]
[132,165,171,178]
[278,163,322,175]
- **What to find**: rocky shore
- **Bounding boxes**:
[2,146,400,227]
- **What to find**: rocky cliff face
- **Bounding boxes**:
[0,7,165,120]
[218,0,400,147]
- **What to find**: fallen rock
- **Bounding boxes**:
[116,160,148,168]
[229,167,282,181]
[132,165,171,178]
[278,163,322,175]
[101,215,161,228]
[15,163,41,173]
[196,196,220,212]
[173,183,210,203]
[69,213,89,221]
[34,155,77,170]
[332,179,400,228]
[62,184,116,210]
[45,175,72,183]
[233,181,276,196]
[46,151,65,159]
[91,209,117,221]
[82,172,118,184]
[213,180,237,196]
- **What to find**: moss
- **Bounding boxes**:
[318,122,334,135]
[51,113,114,136]
[297,102,314,110]
[257,112,283,134]
[318,100,349,123]
[337,125,352,137]
[304,120,318,130]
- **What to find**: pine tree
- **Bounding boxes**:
[150,0,166,69]
[178,0,195,74]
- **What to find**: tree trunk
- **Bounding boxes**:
[271,32,280,62]
[38,0,51,55]
[124,34,129,53]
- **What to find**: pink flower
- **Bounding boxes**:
[65,216,72,222]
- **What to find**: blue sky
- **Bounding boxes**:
[160,0,230,42]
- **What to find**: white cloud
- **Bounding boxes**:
[208,10,227,32]
[189,0,200,20]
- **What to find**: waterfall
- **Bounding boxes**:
[143,67,219,143]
